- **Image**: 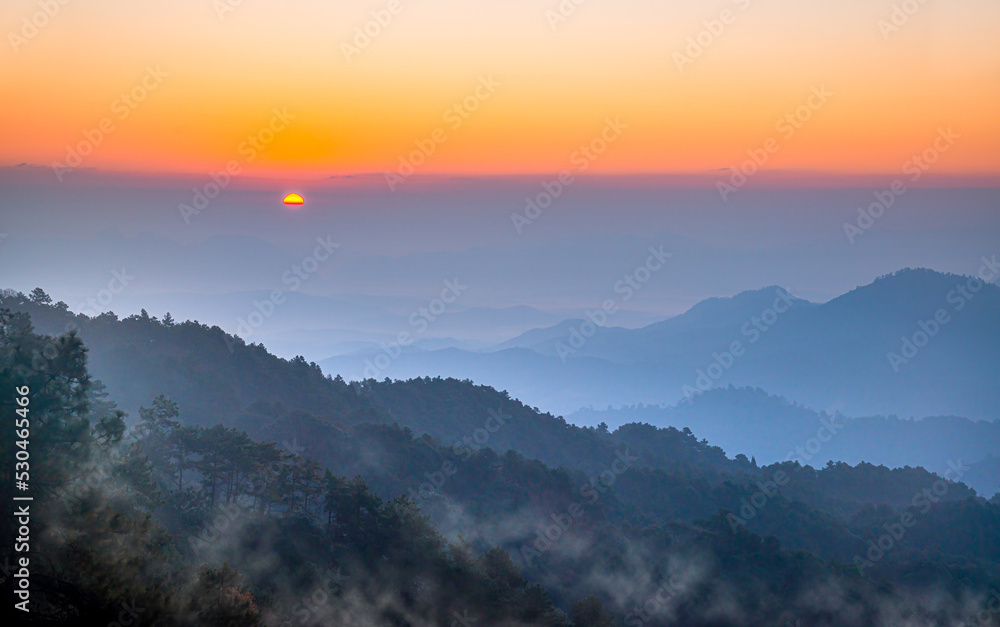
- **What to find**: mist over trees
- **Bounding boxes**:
[2,292,1000,626]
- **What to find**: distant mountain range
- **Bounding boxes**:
[6,289,1000,625]
[322,268,1000,419]
[571,386,1000,498]
[7,270,999,500]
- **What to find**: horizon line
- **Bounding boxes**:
[3,164,1000,190]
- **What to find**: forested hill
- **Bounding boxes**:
[0,308,581,625]
[5,290,1000,625]
[0,289,387,428]
[0,289,740,480]
[572,387,1000,498]
[355,377,738,477]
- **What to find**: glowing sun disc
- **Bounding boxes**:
[283,193,304,205]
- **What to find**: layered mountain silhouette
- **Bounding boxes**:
[322,268,1000,419]
[572,387,1000,498]
[5,287,1000,625]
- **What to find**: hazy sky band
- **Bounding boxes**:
[2,0,999,177]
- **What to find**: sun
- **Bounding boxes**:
[283,193,304,206]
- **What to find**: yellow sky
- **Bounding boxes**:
[2,0,999,178]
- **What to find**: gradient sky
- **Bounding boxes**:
[2,0,999,178]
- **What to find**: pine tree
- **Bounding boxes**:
[28,287,52,305]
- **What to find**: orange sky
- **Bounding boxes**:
[2,0,999,180]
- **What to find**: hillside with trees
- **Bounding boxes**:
[3,292,1000,625]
